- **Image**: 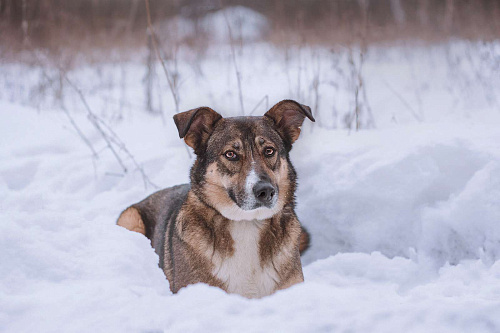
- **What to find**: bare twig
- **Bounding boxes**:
[64,75,159,189]
[35,62,100,158]
[311,51,321,129]
[35,53,159,189]
[383,80,423,122]
[145,33,155,113]
[346,47,374,131]
[61,104,98,158]
[144,0,179,113]
[222,8,245,115]
[64,76,128,173]
[284,45,293,97]
[144,0,192,159]
[248,95,269,116]
[359,55,375,128]
[404,48,424,120]
[347,49,359,131]
[355,86,360,131]
[297,46,302,101]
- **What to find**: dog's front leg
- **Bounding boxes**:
[278,271,304,291]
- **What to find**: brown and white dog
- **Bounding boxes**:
[117,100,314,298]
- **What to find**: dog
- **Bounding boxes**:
[117,100,314,298]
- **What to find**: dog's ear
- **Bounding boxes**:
[173,107,222,153]
[264,100,315,148]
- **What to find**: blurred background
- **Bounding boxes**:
[2,0,500,50]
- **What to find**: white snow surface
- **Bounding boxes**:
[2,42,500,332]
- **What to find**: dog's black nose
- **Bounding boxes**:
[253,181,275,205]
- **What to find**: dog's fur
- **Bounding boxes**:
[117,100,314,298]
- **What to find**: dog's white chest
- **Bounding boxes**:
[212,220,279,298]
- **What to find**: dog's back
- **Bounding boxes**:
[117,184,190,268]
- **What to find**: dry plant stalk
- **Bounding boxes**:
[248,95,269,116]
[63,74,159,189]
[222,8,245,115]
[346,48,375,131]
[144,0,192,159]
[144,0,179,113]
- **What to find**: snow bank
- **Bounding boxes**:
[295,123,500,266]
[1,99,500,332]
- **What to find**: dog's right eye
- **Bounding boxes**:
[224,151,239,161]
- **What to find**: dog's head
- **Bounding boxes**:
[173,100,315,221]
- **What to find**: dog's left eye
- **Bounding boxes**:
[224,151,239,161]
[264,147,275,157]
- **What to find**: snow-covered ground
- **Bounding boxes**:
[1,36,500,332]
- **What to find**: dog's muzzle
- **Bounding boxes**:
[228,175,278,211]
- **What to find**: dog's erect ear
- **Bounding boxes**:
[173,107,222,153]
[264,100,315,148]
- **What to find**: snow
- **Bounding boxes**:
[1,39,500,332]
[296,123,500,266]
